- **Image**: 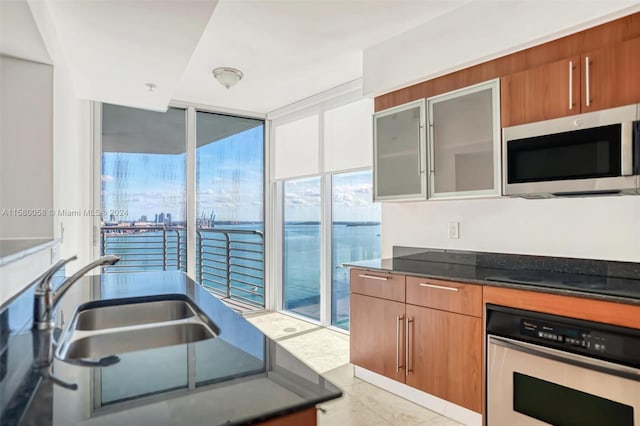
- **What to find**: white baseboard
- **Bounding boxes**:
[354,366,482,426]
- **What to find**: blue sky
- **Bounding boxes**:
[103,125,379,223]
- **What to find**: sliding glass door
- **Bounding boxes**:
[196,111,265,307]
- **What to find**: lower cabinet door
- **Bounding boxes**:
[350,293,406,383]
[405,304,482,413]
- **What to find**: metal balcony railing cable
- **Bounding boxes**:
[100,226,264,308]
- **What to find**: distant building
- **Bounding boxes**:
[140,215,147,222]
[167,213,172,225]
[155,213,158,223]
[158,212,165,224]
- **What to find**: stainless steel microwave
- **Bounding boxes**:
[503,104,640,198]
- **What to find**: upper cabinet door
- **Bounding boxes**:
[501,56,581,127]
[582,37,640,113]
[427,79,501,199]
[373,99,427,201]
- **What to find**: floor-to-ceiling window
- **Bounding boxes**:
[101,104,187,272]
[196,111,265,306]
[331,170,380,330]
[100,104,265,307]
[273,92,380,329]
[283,176,322,320]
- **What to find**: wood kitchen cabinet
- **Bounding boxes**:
[501,56,581,127]
[581,37,640,113]
[350,269,483,414]
[406,304,482,413]
[350,269,406,383]
[502,36,640,127]
[350,293,406,383]
[405,277,482,413]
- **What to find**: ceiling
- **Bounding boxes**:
[19,0,640,115]
[102,103,262,154]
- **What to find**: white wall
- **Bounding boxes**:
[0,55,54,239]
[51,60,94,273]
[382,196,640,262]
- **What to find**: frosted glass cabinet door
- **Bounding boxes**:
[373,99,426,201]
[427,79,501,198]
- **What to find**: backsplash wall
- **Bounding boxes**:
[381,195,640,262]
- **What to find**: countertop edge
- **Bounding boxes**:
[346,263,640,307]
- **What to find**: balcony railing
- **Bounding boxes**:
[100,226,264,308]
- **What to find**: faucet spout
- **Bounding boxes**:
[33,255,120,330]
[51,255,120,309]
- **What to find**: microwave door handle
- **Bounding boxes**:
[621,121,633,175]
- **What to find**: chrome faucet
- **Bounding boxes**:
[33,255,120,330]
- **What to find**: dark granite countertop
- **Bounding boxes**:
[346,248,640,306]
[0,271,341,425]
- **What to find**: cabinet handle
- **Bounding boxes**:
[417,123,423,177]
[568,60,573,110]
[396,314,404,372]
[419,283,459,291]
[405,316,414,376]
[358,274,388,281]
[585,56,591,107]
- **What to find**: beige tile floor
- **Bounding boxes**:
[245,311,463,426]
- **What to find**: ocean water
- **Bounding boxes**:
[284,222,381,329]
[102,222,380,326]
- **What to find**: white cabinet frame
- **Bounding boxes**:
[373,99,427,201]
[426,79,502,200]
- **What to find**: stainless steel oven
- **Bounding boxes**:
[487,305,640,426]
[503,104,640,198]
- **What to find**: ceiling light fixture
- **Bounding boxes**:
[212,67,243,89]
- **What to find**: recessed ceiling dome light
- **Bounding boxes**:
[212,67,243,89]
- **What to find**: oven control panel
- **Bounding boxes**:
[486,305,640,369]
[519,319,614,354]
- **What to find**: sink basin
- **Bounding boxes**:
[57,295,219,364]
[75,299,196,330]
[64,322,215,359]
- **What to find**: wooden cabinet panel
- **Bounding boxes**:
[501,56,580,127]
[406,277,482,317]
[350,268,405,302]
[581,37,640,112]
[255,408,317,426]
[405,305,482,413]
[350,293,406,383]
[483,286,640,329]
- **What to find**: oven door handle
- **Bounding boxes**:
[488,335,640,382]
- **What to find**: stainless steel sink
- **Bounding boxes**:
[56,295,219,364]
[63,322,216,359]
[74,300,196,330]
